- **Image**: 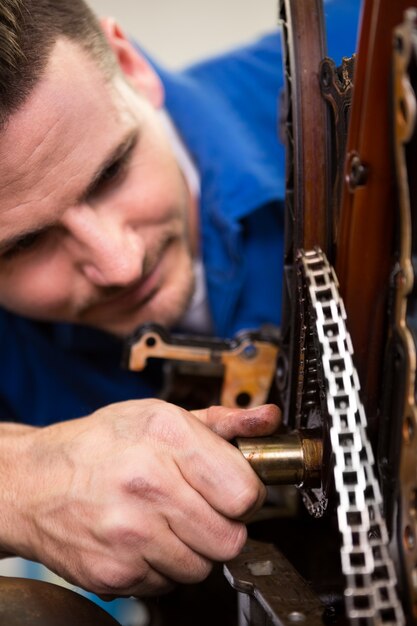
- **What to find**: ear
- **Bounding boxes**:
[100,17,164,108]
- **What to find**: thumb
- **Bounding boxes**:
[192,404,281,441]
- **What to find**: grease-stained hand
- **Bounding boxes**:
[1,400,280,597]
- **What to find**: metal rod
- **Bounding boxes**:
[237,432,322,487]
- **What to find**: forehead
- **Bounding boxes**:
[0,38,135,236]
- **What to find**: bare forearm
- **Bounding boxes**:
[0,423,38,558]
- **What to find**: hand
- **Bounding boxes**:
[0,400,280,597]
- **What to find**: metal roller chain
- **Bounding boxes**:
[300,248,404,626]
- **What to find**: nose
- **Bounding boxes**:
[62,205,144,288]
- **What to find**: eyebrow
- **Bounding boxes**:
[0,129,139,257]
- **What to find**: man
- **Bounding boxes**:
[0,0,284,601]
[0,0,360,605]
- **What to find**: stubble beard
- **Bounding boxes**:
[93,249,196,338]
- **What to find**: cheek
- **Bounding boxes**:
[0,254,78,319]
[124,149,188,226]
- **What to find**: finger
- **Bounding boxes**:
[106,520,214,593]
[97,566,176,598]
[84,525,206,596]
[173,421,267,520]
[165,473,248,561]
[192,403,281,440]
[145,530,214,586]
[119,570,176,598]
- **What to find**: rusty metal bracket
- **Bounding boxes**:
[224,539,325,626]
[124,323,279,409]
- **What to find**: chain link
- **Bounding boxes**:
[300,248,404,626]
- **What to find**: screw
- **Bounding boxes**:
[242,344,258,359]
[347,154,368,190]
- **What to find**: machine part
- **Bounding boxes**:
[278,0,346,518]
[279,0,330,253]
[319,55,355,249]
[224,539,325,626]
[388,8,417,618]
[232,235,403,623]
[229,1,413,624]
[292,260,331,519]
[300,248,404,626]
[335,1,409,429]
[237,432,322,488]
[278,0,332,431]
[345,153,368,191]
[125,323,279,409]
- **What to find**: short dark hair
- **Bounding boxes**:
[0,0,116,127]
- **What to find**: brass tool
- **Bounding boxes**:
[237,432,322,487]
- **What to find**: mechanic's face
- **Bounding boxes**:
[0,33,196,336]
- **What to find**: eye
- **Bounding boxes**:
[90,139,137,197]
[100,157,125,183]
[1,230,47,261]
[86,158,126,199]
